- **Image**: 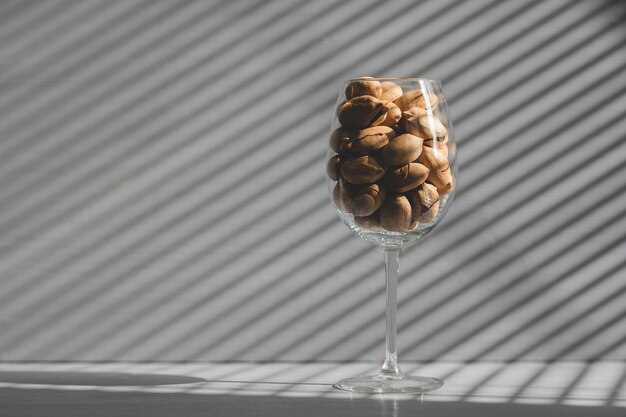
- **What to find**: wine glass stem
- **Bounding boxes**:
[382,247,401,376]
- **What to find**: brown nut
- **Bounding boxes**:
[380,133,424,167]
[408,115,447,140]
[394,89,439,111]
[416,92,439,110]
[338,96,386,129]
[427,166,454,195]
[376,101,402,127]
[416,181,440,209]
[326,155,341,181]
[335,100,346,118]
[332,181,353,213]
[417,145,449,173]
[351,183,386,216]
[345,77,382,99]
[394,89,423,111]
[355,211,381,229]
[329,128,354,154]
[423,135,449,149]
[380,81,403,102]
[391,123,405,136]
[380,195,412,232]
[384,162,429,192]
[419,196,440,223]
[341,155,386,185]
[407,183,440,223]
[401,106,428,120]
[352,126,396,154]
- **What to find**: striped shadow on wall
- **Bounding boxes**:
[0,0,624,361]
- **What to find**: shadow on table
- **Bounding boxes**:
[0,386,623,417]
[0,371,206,386]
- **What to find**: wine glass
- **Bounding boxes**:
[326,77,457,393]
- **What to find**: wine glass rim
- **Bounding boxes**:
[347,77,442,84]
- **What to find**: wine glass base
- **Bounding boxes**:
[333,373,443,394]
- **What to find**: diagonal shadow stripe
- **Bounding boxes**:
[0,0,74,45]
[608,366,626,406]
[0,1,111,64]
[549,302,626,362]
[557,364,601,405]
[589,331,626,362]
[0,0,31,19]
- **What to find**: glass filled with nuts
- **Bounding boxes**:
[327,77,457,393]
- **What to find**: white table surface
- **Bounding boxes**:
[1,361,625,416]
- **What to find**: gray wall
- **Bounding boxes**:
[0,0,625,361]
